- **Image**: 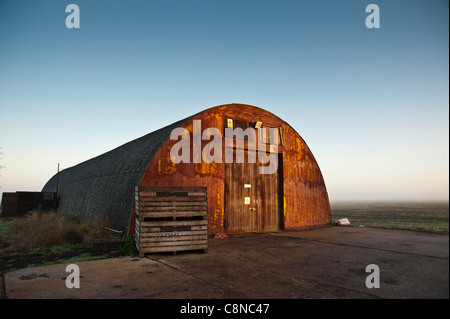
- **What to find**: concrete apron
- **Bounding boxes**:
[2,226,449,299]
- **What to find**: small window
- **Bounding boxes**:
[225,119,282,146]
[233,119,248,130]
[258,127,282,145]
[226,119,250,140]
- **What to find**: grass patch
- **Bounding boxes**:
[3,210,109,251]
[0,210,120,273]
[57,252,106,264]
[50,242,87,254]
[331,201,449,232]
[0,218,10,238]
[117,236,138,256]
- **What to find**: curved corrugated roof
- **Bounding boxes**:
[42,118,186,233]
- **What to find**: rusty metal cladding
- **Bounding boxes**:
[138,103,331,235]
[43,103,330,236]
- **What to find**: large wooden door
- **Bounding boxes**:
[225,151,279,233]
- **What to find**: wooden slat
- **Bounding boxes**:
[139,196,207,203]
[135,186,208,255]
[144,242,208,249]
[142,225,208,233]
[139,201,207,207]
[139,209,207,215]
[140,207,206,212]
[135,192,207,198]
[140,212,207,219]
[139,203,206,209]
[141,233,207,239]
[139,230,206,238]
[187,192,207,196]
[140,236,207,244]
[140,219,208,228]
[139,186,206,193]
[139,205,206,210]
[138,191,157,197]
[191,225,207,231]
[138,207,206,213]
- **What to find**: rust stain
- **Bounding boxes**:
[185,123,193,133]
[209,185,222,232]
[194,161,218,176]
[157,148,177,178]
[295,136,305,161]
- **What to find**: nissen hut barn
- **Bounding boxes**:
[43,104,330,237]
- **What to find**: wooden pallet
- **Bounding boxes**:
[135,186,208,256]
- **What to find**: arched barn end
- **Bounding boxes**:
[42,104,331,235]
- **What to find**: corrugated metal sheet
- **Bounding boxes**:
[42,119,186,232]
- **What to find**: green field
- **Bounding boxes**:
[331,201,449,232]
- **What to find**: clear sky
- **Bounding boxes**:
[0,0,448,201]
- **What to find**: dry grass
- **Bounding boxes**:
[331,201,449,232]
[5,210,109,251]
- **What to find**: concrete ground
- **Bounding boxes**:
[2,226,448,299]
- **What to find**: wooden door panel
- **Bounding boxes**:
[260,171,278,231]
[225,150,279,233]
[225,162,250,233]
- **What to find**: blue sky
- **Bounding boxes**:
[0,0,448,201]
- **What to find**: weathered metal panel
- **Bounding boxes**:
[224,151,279,233]
[139,103,331,235]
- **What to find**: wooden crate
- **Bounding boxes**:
[135,186,208,256]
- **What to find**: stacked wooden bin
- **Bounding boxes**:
[135,186,208,257]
